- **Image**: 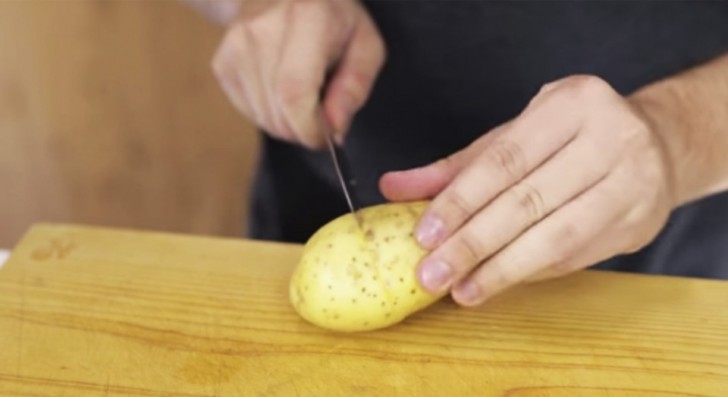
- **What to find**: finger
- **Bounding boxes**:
[525,164,665,283]
[523,80,564,111]
[379,160,456,202]
[417,135,612,294]
[524,232,621,283]
[416,87,582,250]
[212,31,256,122]
[240,27,304,141]
[213,56,254,120]
[379,125,505,202]
[322,12,385,139]
[221,23,281,134]
[451,174,627,306]
[275,3,338,149]
[244,9,298,140]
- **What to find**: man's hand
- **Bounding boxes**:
[380,75,677,306]
[207,0,385,149]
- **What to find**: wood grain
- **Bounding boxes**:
[0,0,258,247]
[0,224,726,396]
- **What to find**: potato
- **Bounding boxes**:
[289,200,444,332]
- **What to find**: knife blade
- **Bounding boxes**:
[322,126,363,229]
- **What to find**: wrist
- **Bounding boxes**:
[629,81,691,207]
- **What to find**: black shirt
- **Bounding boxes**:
[246,1,728,279]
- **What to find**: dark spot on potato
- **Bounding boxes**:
[352,298,357,304]
[372,275,378,281]
[405,206,418,217]
[365,229,375,241]
[381,301,386,307]
[410,288,416,294]
[385,312,391,318]
[327,243,332,249]
[399,277,404,283]
[384,236,391,243]
[361,287,367,293]
[363,321,369,327]
[328,284,332,290]
[334,314,340,320]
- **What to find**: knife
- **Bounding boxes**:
[322,123,364,229]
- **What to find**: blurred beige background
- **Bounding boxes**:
[0,0,259,248]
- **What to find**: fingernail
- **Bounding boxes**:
[454,281,481,306]
[419,258,453,292]
[416,213,445,248]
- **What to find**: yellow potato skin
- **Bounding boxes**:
[289,201,443,332]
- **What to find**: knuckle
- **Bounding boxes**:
[214,30,249,76]
[276,77,315,109]
[622,242,644,255]
[337,70,369,106]
[441,189,478,222]
[226,23,250,49]
[454,231,489,266]
[210,53,225,78]
[488,139,526,180]
[241,10,278,38]
[373,34,387,62]
[267,115,292,139]
[291,0,332,20]
[537,81,561,96]
[440,153,462,172]
[429,155,461,183]
[509,182,546,223]
[620,117,653,148]
[550,258,579,275]
[243,20,266,38]
[562,75,612,99]
[488,260,519,290]
[547,222,582,262]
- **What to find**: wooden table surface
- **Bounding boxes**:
[0,224,726,396]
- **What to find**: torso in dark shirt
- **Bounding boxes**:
[247,1,728,279]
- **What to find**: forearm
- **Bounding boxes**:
[631,53,728,206]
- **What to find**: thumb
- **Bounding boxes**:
[380,126,506,202]
[323,14,386,140]
[379,160,457,202]
[380,146,478,202]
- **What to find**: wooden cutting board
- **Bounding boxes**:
[0,224,726,396]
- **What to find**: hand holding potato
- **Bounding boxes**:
[210,0,385,148]
[380,75,676,307]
